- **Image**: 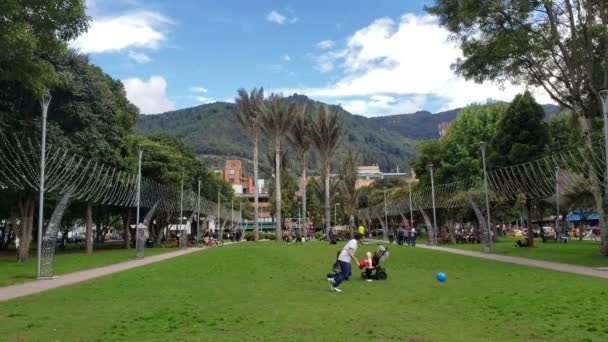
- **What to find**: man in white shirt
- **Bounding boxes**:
[327,232,363,292]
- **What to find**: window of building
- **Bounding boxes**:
[229,169,235,175]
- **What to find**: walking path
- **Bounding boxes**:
[0,245,231,302]
[417,244,608,279]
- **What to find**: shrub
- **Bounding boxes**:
[245,232,255,241]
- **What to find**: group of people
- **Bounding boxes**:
[388,227,417,246]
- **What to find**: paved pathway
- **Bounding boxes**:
[0,245,226,302]
[417,244,608,279]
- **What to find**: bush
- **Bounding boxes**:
[264,233,276,240]
[245,232,255,241]
[314,232,323,240]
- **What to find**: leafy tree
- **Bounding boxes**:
[426,0,608,254]
[288,107,312,232]
[232,88,264,240]
[490,92,547,245]
[440,103,506,183]
[338,150,359,238]
[310,105,344,233]
[0,0,89,94]
[258,94,297,239]
[546,111,581,154]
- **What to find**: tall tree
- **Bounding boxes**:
[310,105,344,234]
[232,88,264,240]
[338,150,359,238]
[288,107,312,231]
[258,94,297,240]
[0,0,89,94]
[426,0,608,254]
[490,92,547,246]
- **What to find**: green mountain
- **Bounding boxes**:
[136,96,418,174]
[136,96,560,174]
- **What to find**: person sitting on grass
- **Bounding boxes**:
[513,237,531,248]
[327,232,363,292]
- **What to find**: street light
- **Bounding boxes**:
[383,187,388,241]
[334,203,340,228]
[37,92,51,278]
[600,90,608,207]
[196,179,201,242]
[480,142,492,253]
[555,167,560,236]
[135,147,144,259]
[408,177,414,229]
[179,178,185,249]
[427,163,438,245]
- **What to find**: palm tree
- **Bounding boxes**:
[338,149,359,238]
[288,106,312,233]
[310,105,344,234]
[232,87,264,240]
[258,94,297,241]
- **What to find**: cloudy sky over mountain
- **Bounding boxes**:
[76,0,551,115]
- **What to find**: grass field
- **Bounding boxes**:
[0,247,177,287]
[444,237,608,267]
[1,241,608,341]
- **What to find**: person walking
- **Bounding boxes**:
[388,227,394,244]
[327,232,363,292]
[410,227,417,246]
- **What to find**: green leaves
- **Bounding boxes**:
[0,0,89,94]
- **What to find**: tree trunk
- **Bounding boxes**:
[577,115,607,254]
[324,162,331,234]
[418,206,435,245]
[253,138,259,241]
[525,198,534,247]
[349,215,355,238]
[447,219,457,244]
[274,138,282,241]
[85,202,93,253]
[122,209,131,249]
[17,196,35,262]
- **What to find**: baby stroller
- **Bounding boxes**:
[361,245,389,280]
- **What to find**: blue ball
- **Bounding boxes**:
[436,272,446,282]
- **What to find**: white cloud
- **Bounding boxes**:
[283,54,291,62]
[127,50,151,64]
[122,76,174,114]
[190,86,208,93]
[196,96,214,104]
[305,14,552,115]
[315,40,334,50]
[339,95,427,116]
[290,17,299,24]
[266,10,286,24]
[72,11,171,53]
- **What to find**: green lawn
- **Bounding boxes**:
[444,237,608,267]
[1,242,607,341]
[0,247,177,287]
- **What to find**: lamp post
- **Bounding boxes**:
[334,203,340,228]
[135,147,143,258]
[408,178,414,229]
[179,178,184,249]
[37,92,51,278]
[555,167,560,236]
[197,179,201,242]
[217,190,221,238]
[383,187,388,241]
[601,90,608,255]
[427,163,438,245]
[480,142,492,253]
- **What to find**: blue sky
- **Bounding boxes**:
[74,0,551,115]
